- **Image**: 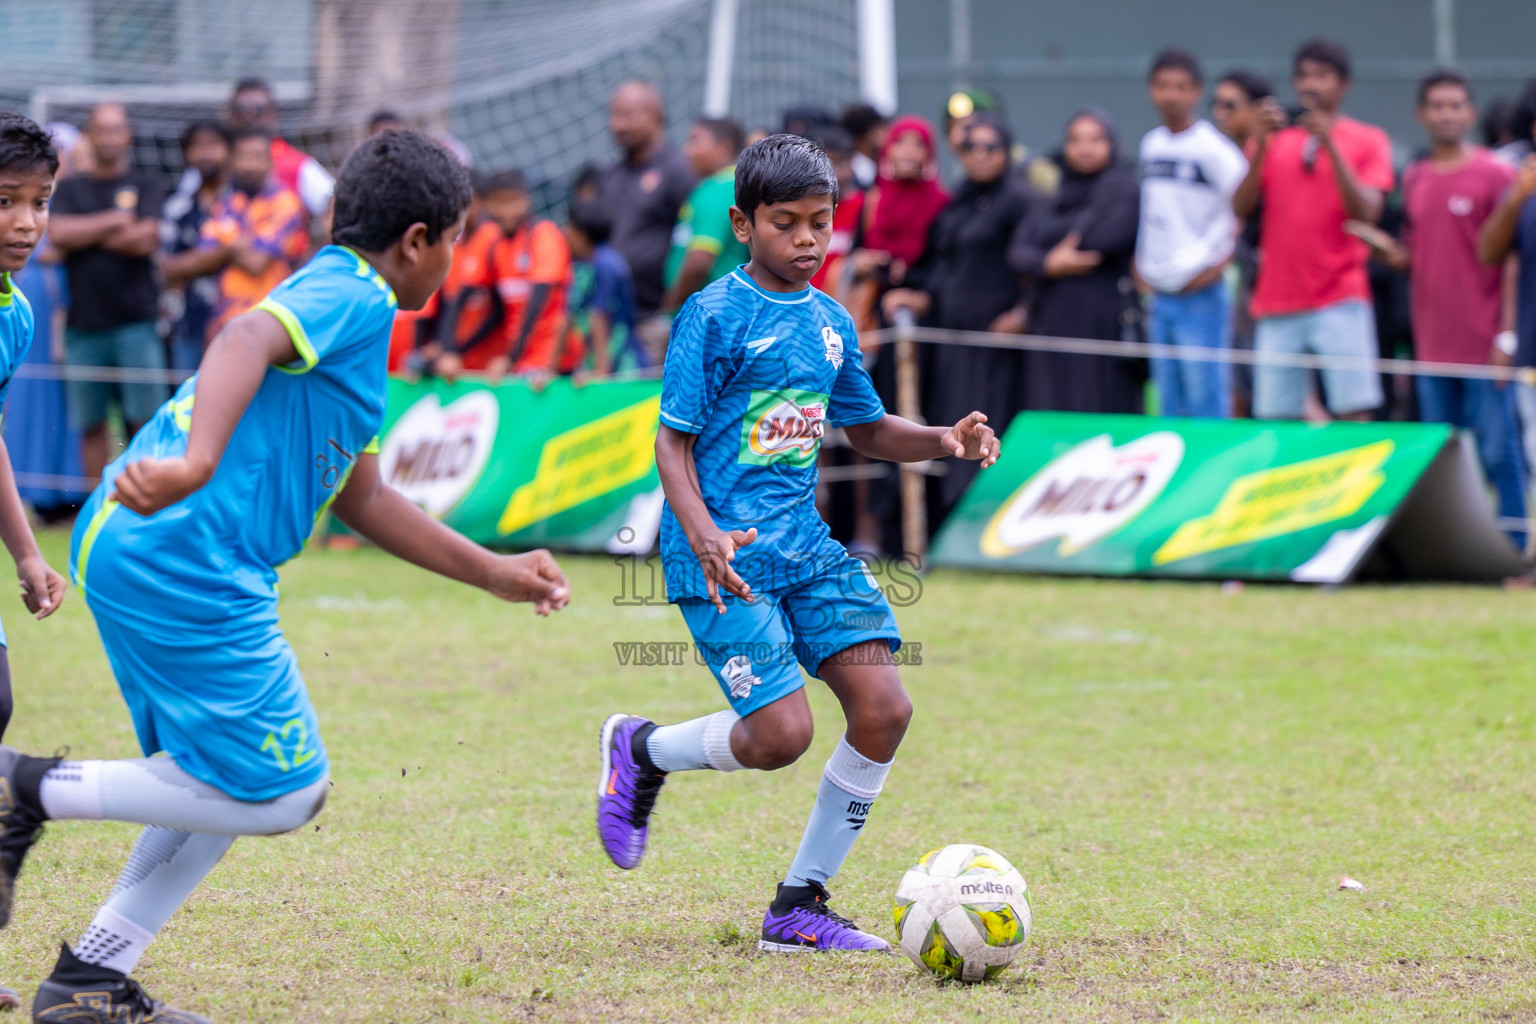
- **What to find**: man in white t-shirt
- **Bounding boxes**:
[1136,48,1248,418]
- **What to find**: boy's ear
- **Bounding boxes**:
[400,221,431,263]
[729,205,751,245]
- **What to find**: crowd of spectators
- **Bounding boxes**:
[14,42,1536,554]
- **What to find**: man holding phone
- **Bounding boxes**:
[1231,38,1394,422]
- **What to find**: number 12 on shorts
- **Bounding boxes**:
[261,718,317,772]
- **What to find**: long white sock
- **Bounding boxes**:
[784,736,893,887]
[645,710,742,772]
[74,826,234,975]
[40,758,327,836]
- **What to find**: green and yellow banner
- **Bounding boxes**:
[932,413,1471,583]
[367,375,664,551]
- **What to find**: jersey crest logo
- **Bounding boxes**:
[821,325,844,370]
[721,655,761,699]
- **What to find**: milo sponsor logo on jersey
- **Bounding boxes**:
[739,388,829,467]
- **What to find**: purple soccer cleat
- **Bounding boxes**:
[758,881,891,953]
[596,714,667,870]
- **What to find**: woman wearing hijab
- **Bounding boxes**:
[840,115,949,333]
[1009,109,1145,414]
[883,113,1033,525]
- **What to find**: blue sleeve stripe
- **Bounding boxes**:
[659,410,703,433]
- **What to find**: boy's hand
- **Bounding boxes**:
[694,526,757,614]
[16,555,65,620]
[940,411,1000,468]
[483,549,570,616]
[110,456,213,516]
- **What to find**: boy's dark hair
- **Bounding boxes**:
[734,133,838,220]
[571,162,601,195]
[1293,37,1351,82]
[179,119,231,155]
[478,168,526,195]
[839,102,885,141]
[566,198,612,244]
[1417,67,1472,107]
[1149,47,1203,86]
[695,117,745,156]
[332,130,471,252]
[1218,69,1273,103]
[0,110,60,177]
[232,77,273,100]
[368,109,403,130]
[231,126,272,148]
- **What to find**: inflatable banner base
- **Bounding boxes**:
[930,413,1528,584]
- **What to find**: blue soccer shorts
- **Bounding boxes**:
[70,496,329,803]
[676,556,902,717]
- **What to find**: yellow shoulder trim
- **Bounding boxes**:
[256,298,319,374]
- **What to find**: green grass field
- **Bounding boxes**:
[4,527,1534,1022]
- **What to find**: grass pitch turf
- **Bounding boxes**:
[4,528,1534,1022]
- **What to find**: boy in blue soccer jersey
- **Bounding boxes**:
[0,110,70,1011]
[597,135,1000,952]
[0,131,570,1024]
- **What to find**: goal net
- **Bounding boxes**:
[4,0,865,210]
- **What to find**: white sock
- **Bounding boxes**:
[75,905,152,975]
[39,760,103,820]
[646,710,742,773]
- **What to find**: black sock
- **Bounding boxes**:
[13,754,59,815]
[629,722,662,774]
[48,941,124,984]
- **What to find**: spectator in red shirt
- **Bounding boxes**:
[1232,38,1394,422]
[1367,70,1525,546]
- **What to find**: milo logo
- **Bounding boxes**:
[739,388,828,467]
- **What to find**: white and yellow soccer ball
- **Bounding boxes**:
[893,844,1032,982]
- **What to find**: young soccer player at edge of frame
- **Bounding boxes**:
[598,133,1001,952]
[0,111,72,1011]
[0,130,570,1024]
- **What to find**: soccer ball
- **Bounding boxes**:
[893,844,1032,982]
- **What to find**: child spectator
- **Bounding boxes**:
[480,169,576,385]
[188,129,307,340]
[564,198,639,375]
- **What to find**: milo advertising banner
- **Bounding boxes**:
[364,375,665,552]
[932,413,1528,584]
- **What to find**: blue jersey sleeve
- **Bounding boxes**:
[827,309,884,428]
[660,298,730,433]
[0,294,34,414]
[257,250,395,372]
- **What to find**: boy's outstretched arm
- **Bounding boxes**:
[111,309,299,515]
[331,454,570,615]
[0,439,64,619]
[843,410,1000,468]
[655,423,755,614]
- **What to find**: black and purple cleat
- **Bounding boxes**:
[596,714,667,870]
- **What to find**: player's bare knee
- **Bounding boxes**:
[741,719,813,770]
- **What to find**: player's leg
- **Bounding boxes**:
[597,592,806,869]
[757,563,906,953]
[4,594,327,1023]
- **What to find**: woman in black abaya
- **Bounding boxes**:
[883,113,1033,525]
[1009,108,1145,414]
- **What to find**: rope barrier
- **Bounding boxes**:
[869,325,1536,385]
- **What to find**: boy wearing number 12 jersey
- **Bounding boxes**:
[0,132,570,1024]
[597,135,1001,951]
